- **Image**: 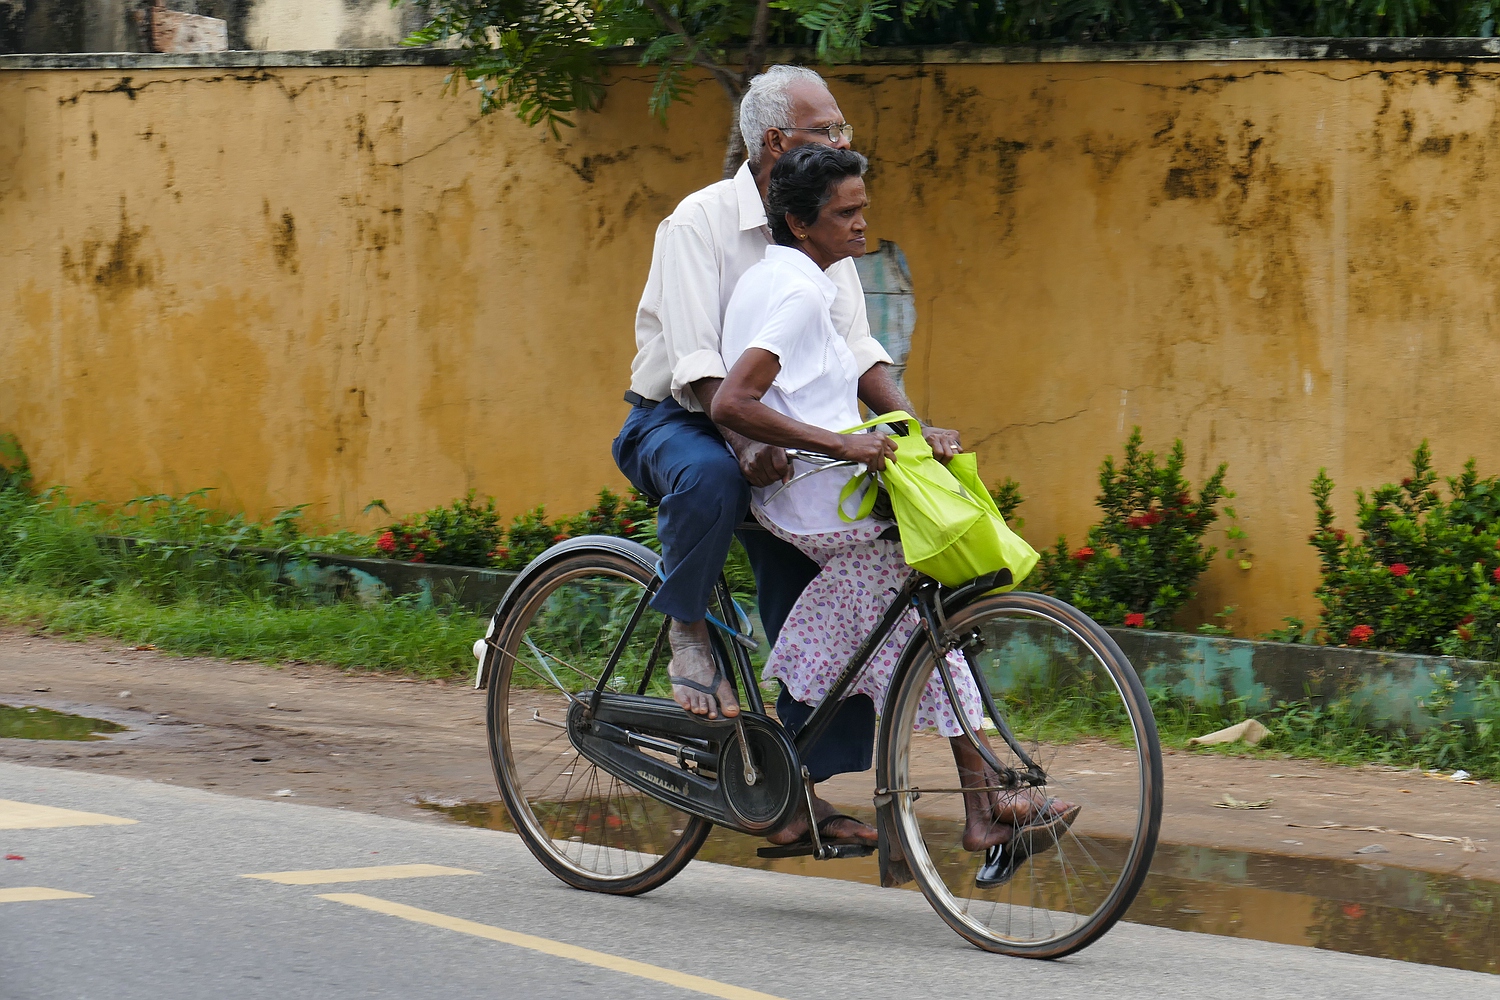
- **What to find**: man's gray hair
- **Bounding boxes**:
[739,65,829,168]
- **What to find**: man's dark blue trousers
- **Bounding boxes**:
[612,397,875,782]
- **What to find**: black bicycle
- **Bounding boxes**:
[475,486,1163,958]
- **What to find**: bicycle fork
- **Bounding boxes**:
[911,578,1046,789]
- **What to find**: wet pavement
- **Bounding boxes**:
[432,800,1500,976]
[0,703,126,741]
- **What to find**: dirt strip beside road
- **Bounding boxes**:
[1,631,1495,880]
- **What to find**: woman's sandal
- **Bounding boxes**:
[756,813,879,859]
[974,798,1083,888]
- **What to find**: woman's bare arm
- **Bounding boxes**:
[711,348,897,470]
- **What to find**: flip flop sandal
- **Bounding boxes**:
[974,799,1083,889]
[667,659,732,716]
[756,813,879,859]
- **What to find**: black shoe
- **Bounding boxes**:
[974,801,1082,889]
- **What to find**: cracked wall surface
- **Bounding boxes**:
[4,60,1500,631]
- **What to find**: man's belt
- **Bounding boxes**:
[624,391,659,408]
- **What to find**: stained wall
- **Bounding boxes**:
[4,52,1500,632]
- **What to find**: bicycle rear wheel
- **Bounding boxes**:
[487,545,711,895]
[880,591,1162,957]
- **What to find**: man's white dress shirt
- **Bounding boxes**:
[628,161,892,412]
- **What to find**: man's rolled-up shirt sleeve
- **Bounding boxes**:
[660,220,730,410]
[828,258,893,374]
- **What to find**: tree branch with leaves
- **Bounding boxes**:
[405,0,951,176]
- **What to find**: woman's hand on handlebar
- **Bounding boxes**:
[834,432,898,471]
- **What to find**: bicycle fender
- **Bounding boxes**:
[474,535,662,689]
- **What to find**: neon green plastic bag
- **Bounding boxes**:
[837,411,1039,588]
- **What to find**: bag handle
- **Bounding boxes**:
[837,471,879,523]
[838,410,921,438]
[833,410,915,523]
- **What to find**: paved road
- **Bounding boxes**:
[1,761,1490,1000]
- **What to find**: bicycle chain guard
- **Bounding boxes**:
[567,692,800,835]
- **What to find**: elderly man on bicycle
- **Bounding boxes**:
[612,65,962,850]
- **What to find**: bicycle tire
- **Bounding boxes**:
[879,591,1163,957]
[487,544,712,896]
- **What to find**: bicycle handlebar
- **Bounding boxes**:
[783,448,858,469]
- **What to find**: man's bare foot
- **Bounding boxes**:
[666,619,739,720]
[951,735,1078,852]
[766,791,877,847]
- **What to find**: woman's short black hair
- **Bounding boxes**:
[766,144,868,247]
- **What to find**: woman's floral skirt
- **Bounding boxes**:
[757,513,985,737]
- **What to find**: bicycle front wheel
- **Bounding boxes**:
[487,545,711,895]
[880,591,1162,958]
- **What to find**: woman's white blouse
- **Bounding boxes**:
[721,245,864,433]
[722,245,876,535]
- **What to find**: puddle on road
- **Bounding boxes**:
[431,800,1498,975]
[0,704,127,741]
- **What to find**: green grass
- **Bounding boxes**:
[0,586,483,680]
[0,486,489,679]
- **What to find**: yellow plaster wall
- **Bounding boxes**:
[4,59,1500,632]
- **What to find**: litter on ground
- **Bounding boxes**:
[1188,719,1270,747]
[1215,793,1274,809]
[1287,822,1484,853]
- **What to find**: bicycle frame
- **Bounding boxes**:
[585,561,1045,794]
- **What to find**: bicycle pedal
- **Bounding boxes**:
[756,842,875,860]
[822,843,876,860]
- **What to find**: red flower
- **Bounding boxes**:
[1405,589,1416,597]
[494,546,510,561]
[1124,612,1146,628]
[1073,546,1096,561]
[1493,567,1500,582]
[1458,627,1474,642]
[1461,614,1476,625]
[620,520,635,534]
[1348,624,1374,644]
[1389,563,1410,577]
[1401,477,1413,489]
[1127,511,1163,529]
[1334,529,1347,542]
[1343,903,1366,920]
[553,532,569,542]
[1176,492,1193,508]
[411,552,426,563]
[375,531,396,554]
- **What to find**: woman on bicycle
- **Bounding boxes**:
[713,144,1078,865]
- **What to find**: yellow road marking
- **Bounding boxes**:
[0,799,138,830]
[243,863,478,885]
[319,893,786,1000]
[0,887,92,903]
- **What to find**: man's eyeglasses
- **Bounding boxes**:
[778,123,855,143]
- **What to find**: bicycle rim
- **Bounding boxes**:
[883,592,1162,957]
[488,549,711,895]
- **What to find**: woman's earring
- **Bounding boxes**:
[797,233,807,240]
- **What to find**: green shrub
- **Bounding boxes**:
[0,434,30,496]
[376,491,502,567]
[1036,428,1230,629]
[1311,442,1500,655]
